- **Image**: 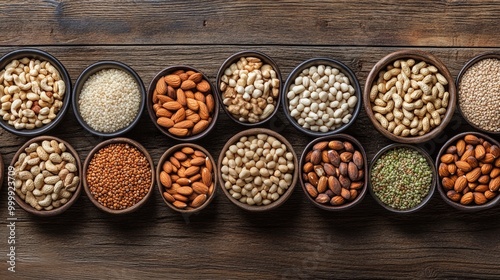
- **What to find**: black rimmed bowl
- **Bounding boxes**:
[72,61,146,137]
[0,48,71,137]
[11,136,82,216]
[147,65,219,142]
[435,131,500,211]
[282,58,362,137]
[368,143,436,213]
[456,52,500,134]
[216,50,282,126]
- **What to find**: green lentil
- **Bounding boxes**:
[370,147,432,210]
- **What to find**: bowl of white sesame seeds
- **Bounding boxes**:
[72,61,146,137]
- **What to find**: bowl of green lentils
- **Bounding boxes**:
[368,143,436,213]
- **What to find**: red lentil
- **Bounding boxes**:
[86,143,152,210]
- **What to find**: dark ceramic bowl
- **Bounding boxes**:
[0,48,71,137]
[72,61,146,137]
[368,143,436,213]
[216,50,282,126]
[363,50,456,143]
[299,134,367,211]
[147,65,219,141]
[83,137,155,214]
[157,143,217,214]
[282,58,362,137]
[11,136,82,216]
[456,52,500,134]
[435,131,500,211]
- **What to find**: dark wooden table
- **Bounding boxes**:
[1,1,499,279]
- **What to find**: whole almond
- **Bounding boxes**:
[192,119,209,135]
[481,164,493,175]
[328,140,344,150]
[350,181,364,190]
[456,139,466,156]
[157,95,174,103]
[170,108,186,123]
[490,145,500,158]
[191,194,207,208]
[475,145,486,160]
[157,117,175,128]
[181,79,197,90]
[460,192,474,205]
[174,151,188,161]
[174,120,195,129]
[489,177,500,192]
[196,80,211,93]
[156,108,172,118]
[464,134,480,145]
[201,167,212,186]
[173,200,187,209]
[194,91,206,102]
[474,184,489,193]
[188,72,203,83]
[164,74,181,88]
[465,167,481,183]
[313,141,329,151]
[176,88,187,106]
[168,127,189,137]
[438,163,450,177]
[482,153,495,164]
[455,161,472,172]
[192,182,209,194]
[484,190,497,200]
[307,172,319,186]
[440,154,454,164]
[177,186,194,196]
[305,182,318,198]
[447,163,457,175]
[186,113,201,123]
[163,192,175,203]
[156,78,168,95]
[317,176,328,193]
[315,193,330,204]
[186,98,199,111]
[160,171,172,188]
[198,101,210,120]
[206,94,215,113]
[163,101,183,111]
[460,148,475,161]
[446,190,461,202]
[163,161,173,173]
[184,166,200,177]
[321,150,329,163]
[330,195,345,205]
[303,162,314,173]
[454,176,468,192]
[473,192,487,205]
[490,168,500,178]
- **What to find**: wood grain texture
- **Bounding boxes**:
[0,1,500,278]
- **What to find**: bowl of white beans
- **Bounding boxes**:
[72,61,146,137]
[282,58,362,136]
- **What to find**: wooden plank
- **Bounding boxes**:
[0,1,499,47]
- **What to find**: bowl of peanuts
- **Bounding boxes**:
[83,137,155,214]
[11,136,82,216]
[436,132,500,211]
[282,58,362,136]
[147,65,219,141]
[217,128,298,212]
[157,143,217,214]
[216,50,282,126]
[0,48,72,136]
[363,50,457,143]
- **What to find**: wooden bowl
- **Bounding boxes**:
[157,143,217,214]
[146,65,219,141]
[435,132,500,211]
[299,134,368,211]
[363,50,457,143]
[456,52,500,134]
[72,61,146,137]
[83,137,155,214]
[10,136,82,216]
[0,48,72,137]
[368,143,436,213]
[216,50,282,126]
[282,58,362,137]
[217,128,298,211]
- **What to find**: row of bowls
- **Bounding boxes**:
[0,48,498,141]
[6,128,499,217]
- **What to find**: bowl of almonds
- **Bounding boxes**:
[157,143,216,214]
[300,134,367,211]
[147,66,219,141]
[436,132,500,211]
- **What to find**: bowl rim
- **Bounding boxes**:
[217,128,298,211]
[282,57,362,137]
[362,49,457,143]
[299,133,368,211]
[435,131,500,211]
[146,65,220,141]
[215,50,283,126]
[10,136,82,216]
[72,60,146,138]
[156,143,217,214]
[368,143,437,213]
[82,137,155,214]
[0,48,72,137]
[455,52,500,135]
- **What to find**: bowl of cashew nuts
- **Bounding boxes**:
[0,48,71,136]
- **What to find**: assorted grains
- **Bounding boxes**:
[79,68,141,133]
[220,133,295,206]
[219,56,279,123]
[438,134,500,206]
[370,147,433,210]
[458,58,500,132]
[0,57,65,130]
[287,64,357,132]
[86,143,152,210]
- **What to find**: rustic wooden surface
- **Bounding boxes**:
[1,1,500,279]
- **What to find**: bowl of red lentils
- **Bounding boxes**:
[456,52,500,134]
[83,137,155,214]
[72,61,146,137]
[157,143,217,214]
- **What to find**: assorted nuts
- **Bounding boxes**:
[152,69,215,137]
[220,133,295,206]
[302,139,365,207]
[287,64,357,133]
[438,134,500,206]
[159,145,215,210]
[14,139,80,211]
[0,57,65,130]
[369,58,450,137]
[219,56,279,123]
